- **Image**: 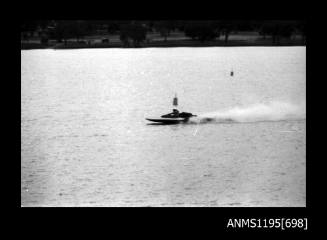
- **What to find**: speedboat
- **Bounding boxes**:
[146,95,197,124]
[146,109,197,124]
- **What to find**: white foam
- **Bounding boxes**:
[191,101,306,123]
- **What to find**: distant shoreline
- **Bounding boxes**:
[21,39,305,50]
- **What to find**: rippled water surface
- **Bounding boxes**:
[21,47,306,207]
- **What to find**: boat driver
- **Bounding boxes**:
[172,109,179,117]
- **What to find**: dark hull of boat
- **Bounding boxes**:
[146,118,187,124]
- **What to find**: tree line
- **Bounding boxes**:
[21,20,306,46]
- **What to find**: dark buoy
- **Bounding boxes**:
[230,70,234,76]
[173,93,178,107]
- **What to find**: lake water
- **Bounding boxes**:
[21,47,306,207]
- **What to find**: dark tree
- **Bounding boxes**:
[83,21,97,35]
[21,20,54,38]
[73,21,88,41]
[153,21,171,41]
[119,26,130,47]
[52,21,88,44]
[184,21,219,42]
[107,21,120,34]
[259,21,296,44]
[234,20,257,31]
[40,36,49,44]
[296,21,306,44]
[21,21,39,39]
[217,20,236,44]
[37,20,51,29]
[53,21,74,44]
[119,23,147,47]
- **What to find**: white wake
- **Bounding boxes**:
[190,101,306,124]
